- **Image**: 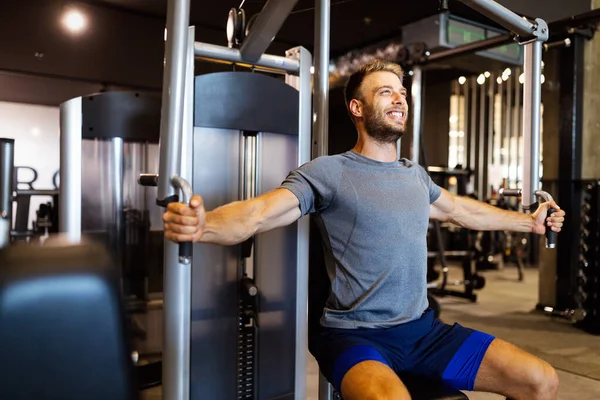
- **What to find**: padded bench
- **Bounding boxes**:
[0,243,137,400]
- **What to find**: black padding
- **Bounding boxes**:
[82,91,161,143]
[308,216,467,400]
[0,242,138,400]
[194,71,299,135]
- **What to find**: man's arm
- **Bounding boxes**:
[429,188,564,234]
[163,188,301,246]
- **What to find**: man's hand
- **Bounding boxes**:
[531,200,565,235]
[163,195,205,243]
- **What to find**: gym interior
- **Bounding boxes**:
[1,0,600,399]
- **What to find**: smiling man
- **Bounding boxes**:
[162,60,566,400]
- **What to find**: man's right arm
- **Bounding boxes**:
[163,188,301,246]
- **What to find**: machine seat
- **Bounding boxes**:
[0,242,137,400]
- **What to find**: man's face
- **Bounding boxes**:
[354,71,408,143]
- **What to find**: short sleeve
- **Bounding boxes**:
[279,156,342,216]
[416,165,442,204]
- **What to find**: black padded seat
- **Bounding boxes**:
[0,242,138,400]
[308,217,468,400]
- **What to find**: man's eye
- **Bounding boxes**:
[381,90,391,95]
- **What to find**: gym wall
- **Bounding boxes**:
[0,101,60,229]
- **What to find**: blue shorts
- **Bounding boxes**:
[311,308,495,392]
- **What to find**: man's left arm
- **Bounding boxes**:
[429,188,566,234]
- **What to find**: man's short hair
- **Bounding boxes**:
[343,60,404,120]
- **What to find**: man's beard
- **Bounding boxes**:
[363,103,405,144]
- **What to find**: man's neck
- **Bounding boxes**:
[352,134,399,163]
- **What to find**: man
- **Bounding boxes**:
[163,60,565,400]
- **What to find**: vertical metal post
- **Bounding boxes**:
[505,72,512,184]
[59,97,82,243]
[285,45,312,400]
[0,138,14,249]
[111,138,124,274]
[463,79,470,169]
[512,67,521,189]
[411,67,423,165]
[487,73,495,198]
[521,40,543,208]
[313,0,330,158]
[478,79,486,200]
[157,0,192,397]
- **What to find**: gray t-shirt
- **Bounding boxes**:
[280,150,442,329]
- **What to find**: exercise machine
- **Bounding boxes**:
[0,138,60,249]
[59,90,164,389]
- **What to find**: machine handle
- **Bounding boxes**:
[138,174,159,187]
[498,188,522,197]
[545,208,557,249]
[534,190,557,249]
[170,176,194,265]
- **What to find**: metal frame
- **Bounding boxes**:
[0,138,14,249]
[158,1,312,399]
[454,0,548,208]
[239,0,299,63]
[155,0,552,399]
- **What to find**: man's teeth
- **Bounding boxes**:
[389,111,403,117]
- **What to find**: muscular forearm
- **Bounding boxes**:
[449,196,534,232]
[200,200,260,246]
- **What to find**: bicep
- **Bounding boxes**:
[429,188,455,221]
[254,188,302,233]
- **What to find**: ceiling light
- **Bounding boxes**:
[62,9,87,33]
[477,74,485,85]
[458,76,466,85]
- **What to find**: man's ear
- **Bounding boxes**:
[349,99,362,119]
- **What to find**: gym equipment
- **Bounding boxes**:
[0,138,13,248]
[0,242,138,400]
[59,90,164,389]
[0,138,60,247]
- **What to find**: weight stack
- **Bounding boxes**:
[578,182,600,334]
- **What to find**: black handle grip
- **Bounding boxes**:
[179,241,193,264]
[546,207,557,248]
[138,174,159,187]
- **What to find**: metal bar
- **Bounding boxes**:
[457,0,537,38]
[157,0,190,205]
[477,79,486,200]
[59,97,82,243]
[0,138,14,249]
[158,0,191,399]
[426,33,513,63]
[512,67,521,189]
[239,0,299,63]
[195,42,300,74]
[411,67,423,164]
[292,45,312,400]
[313,0,330,158]
[486,73,495,198]
[505,71,512,183]
[521,41,543,208]
[318,373,335,400]
[469,77,477,173]
[111,137,124,274]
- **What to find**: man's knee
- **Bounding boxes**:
[340,360,411,400]
[528,362,559,398]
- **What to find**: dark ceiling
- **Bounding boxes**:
[88,0,593,55]
[0,0,593,106]
[88,0,512,55]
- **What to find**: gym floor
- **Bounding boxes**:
[142,264,600,400]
